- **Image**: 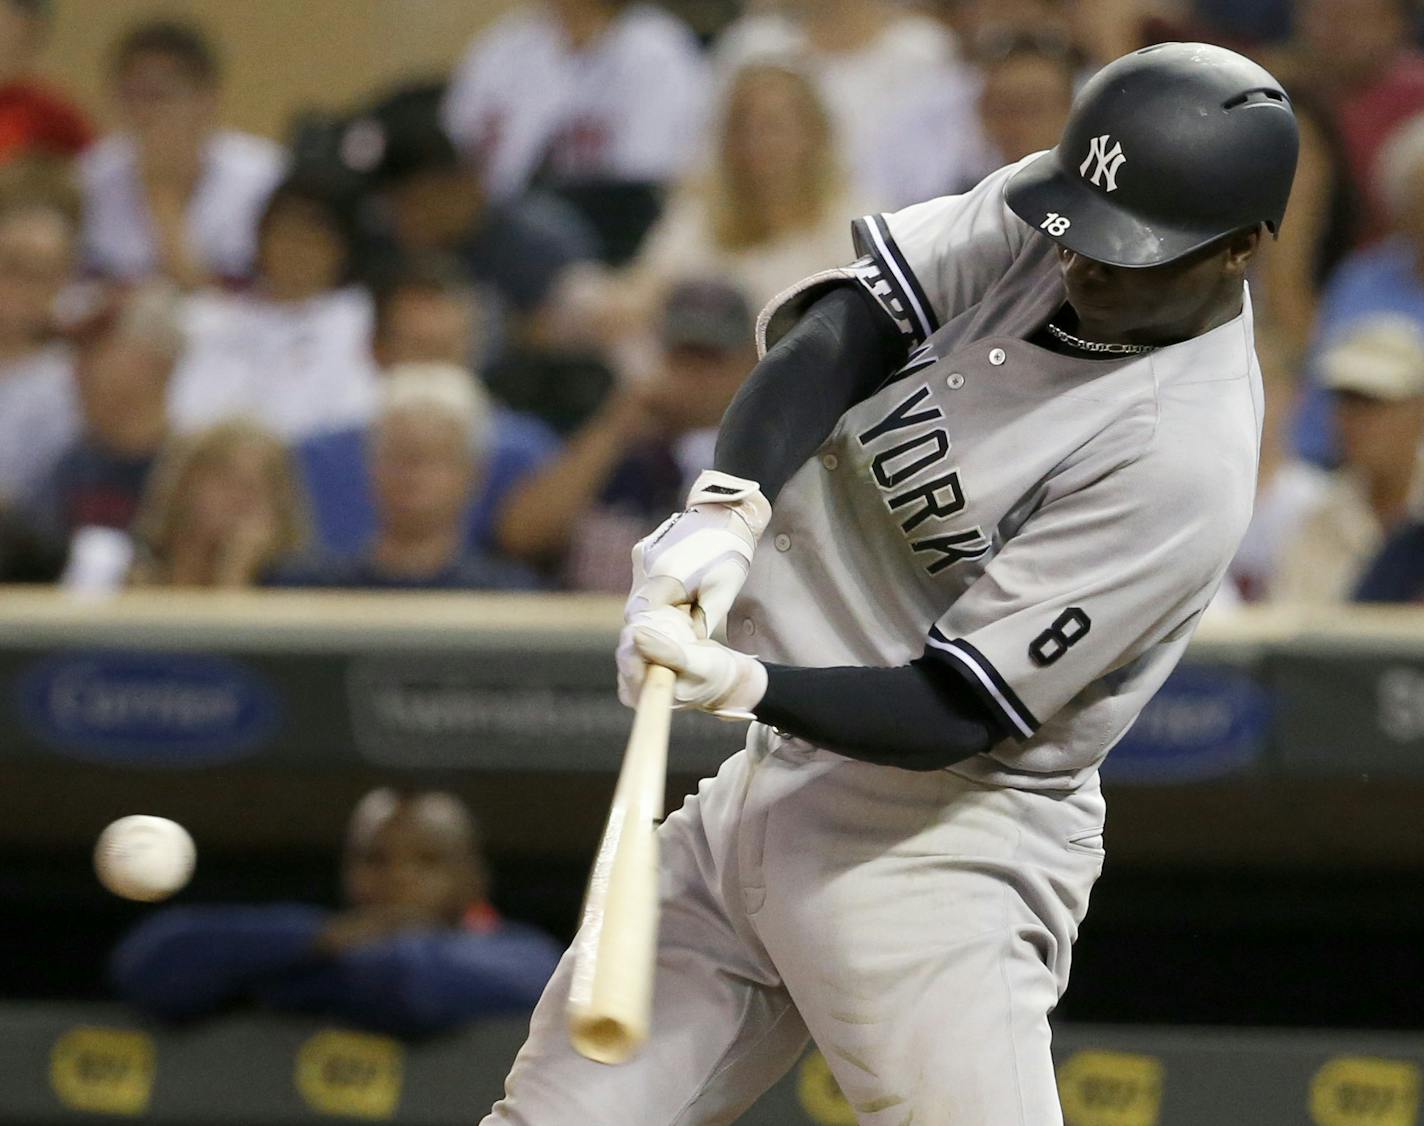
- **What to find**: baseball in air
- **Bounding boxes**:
[94,815,196,901]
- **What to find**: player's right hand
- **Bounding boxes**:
[625,470,771,638]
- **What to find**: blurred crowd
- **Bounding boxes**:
[2,0,1424,605]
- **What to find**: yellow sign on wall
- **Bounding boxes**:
[1058,1049,1165,1126]
[295,1029,404,1120]
[49,1026,156,1117]
[1310,1056,1421,1126]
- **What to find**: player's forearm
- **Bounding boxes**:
[753,660,1009,769]
[715,285,907,503]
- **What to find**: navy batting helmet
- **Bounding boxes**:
[1004,42,1299,268]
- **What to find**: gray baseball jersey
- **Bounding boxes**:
[733,155,1264,791]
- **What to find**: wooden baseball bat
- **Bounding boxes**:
[566,663,677,1064]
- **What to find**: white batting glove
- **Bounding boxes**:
[616,607,768,720]
[626,470,771,639]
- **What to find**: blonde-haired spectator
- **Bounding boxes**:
[564,60,868,355]
[275,364,539,591]
[130,419,307,589]
[1273,317,1424,604]
[713,0,974,208]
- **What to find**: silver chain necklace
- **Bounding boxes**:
[1046,322,1158,356]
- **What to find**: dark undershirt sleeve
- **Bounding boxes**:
[753,659,1012,770]
[715,283,909,502]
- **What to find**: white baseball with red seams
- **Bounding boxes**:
[94,815,196,902]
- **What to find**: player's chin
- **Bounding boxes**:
[1064,283,1119,313]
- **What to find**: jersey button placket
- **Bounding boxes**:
[821,453,838,470]
[773,534,792,552]
[946,372,965,389]
[989,347,1007,366]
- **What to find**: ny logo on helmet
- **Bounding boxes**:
[1079,134,1126,193]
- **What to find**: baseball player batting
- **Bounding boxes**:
[483,42,1298,1125]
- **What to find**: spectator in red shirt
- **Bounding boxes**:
[1274,0,1424,244]
[0,0,92,165]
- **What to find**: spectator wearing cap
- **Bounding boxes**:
[442,0,708,202]
[78,19,285,286]
[295,258,562,563]
[0,0,92,165]
[24,285,181,552]
[1272,317,1424,605]
[111,788,561,1037]
[1292,115,1424,467]
[166,174,378,442]
[501,278,756,589]
[0,166,81,504]
[367,111,597,357]
[276,364,539,591]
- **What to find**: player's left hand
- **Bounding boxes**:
[617,607,767,720]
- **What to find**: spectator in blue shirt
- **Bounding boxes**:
[110,788,561,1037]
[279,363,539,590]
[1356,519,1424,602]
[1293,114,1424,466]
[297,257,560,560]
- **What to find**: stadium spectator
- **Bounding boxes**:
[1226,324,1330,601]
[930,0,1073,60]
[1269,0,1424,245]
[110,788,561,1037]
[1253,95,1357,368]
[1272,318,1424,604]
[1292,115,1424,466]
[166,173,377,441]
[128,419,307,589]
[368,113,597,355]
[0,166,80,504]
[25,285,181,549]
[714,0,972,208]
[1355,519,1424,602]
[0,499,60,580]
[442,0,709,201]
[0,0,92,165]
[297,258,561,560]
[515,277,754,587]
[563,60,865,352]
[277,364,539,590]
[879,33,1075,205]
[79,20,285,286]
[977,36,1076,168]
